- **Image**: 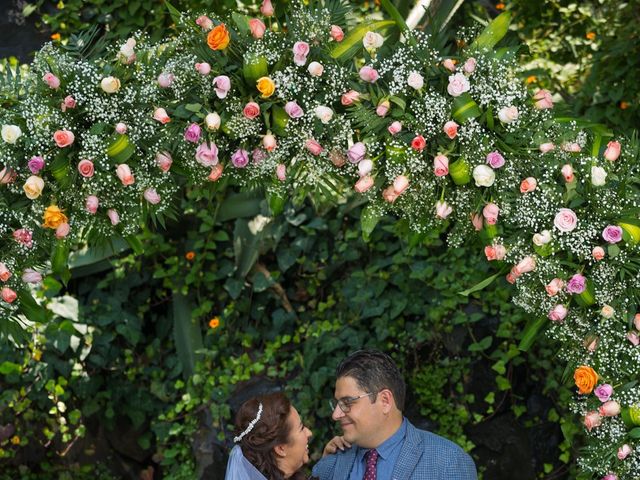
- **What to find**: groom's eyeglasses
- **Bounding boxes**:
[329,392,376,413]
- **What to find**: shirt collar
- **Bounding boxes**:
[356,417,407,462]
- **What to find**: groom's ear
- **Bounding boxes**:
[378,389,394,414]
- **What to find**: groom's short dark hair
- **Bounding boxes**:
[336,349,406,411]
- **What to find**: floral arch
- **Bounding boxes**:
[0,1,639,477]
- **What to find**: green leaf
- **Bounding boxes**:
[0,361,22,375]
[172,293,202,379]
[458,271,502,296]
[360,205,380,241]
[52,241,70,282]
[217,192,263,221]
[470,12,511,50]
[18,290,49,324]
[628,427,640,439]
[232,12,250,36]
[518,316,547,351]
[165,0,183,26]
[185,103,202,113]
[468,335,492,352]
[452,93,482,123]
[330,20,396,61]
[125,235,144,255]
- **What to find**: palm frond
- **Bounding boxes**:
[347,103,389,136]
[323,0,353,27]
[0,59,25,106]
[59,25,109,61]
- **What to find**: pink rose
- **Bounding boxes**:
[212,75,231,99]
[231,149,249,168]
[433,155,449,177]
[506,272,517,284]
[484,245,506,261]
[156,151,173,172]
[55,223,70,239]
[144,188,161,205]
[13,228,33,247]
[599,401,621,417]
[116,164,135,186]
[341,90,360,106]
[442,59,456,72]
[562,142,581,153]
[382,186,399,203]
[195,62,211,75]
[195,15,213,30]
[443,121,458,139]
[627,331,640,346]
[520,177,537,193]
[482,203,499,225]
[617,444,632,461]
[514,256,535,275]
[307,61,324,77]
[533,89,554,109]
[548,304,568,322]
[539,142,555,153]
[157,72,174,88]
[1,287,17,303]
[0,263,11,282]
[447,73,470,97]
[561,164,574,182]
[263,133,277,152]
[411,135,426,151]
[43,72,60,89]
[463,57,476,74]
[566,273,587,294]
[376,99,390,117]
[435,200,452,219]
[249,18,266,39]
[393,175,409,195]
[208,164,224,182]
[276,164,286,181]
[195,142,219,167]
[602,474,618,480]
[486,151,505,169]
[61,95,76,112]
[115,122,127,134]
[22,269,42,284]
[53,130,75,148]
[388,121,402,135]
[292,41,310,66]
[284,101,304,118]
[85,195,99,214]
[28,156,45,174]
[354,175,374,193]
[330,25,344,42]
[184,123,202,143]
[602,225,623,244]
[305,139,324,156]
[634,313,640,331]
[252,148,267,163]
[583,411,602,431]
[78,159,94,178]
[243,102,261,120]
[347,142,366,163]
[260,0,274,17]
[545,278,564,296]
[554,208,578,232]
[359,66,379,83]
[604,140,621,161]
[471,213,483,231]
[153,108,171,124]
[594,384,613,403]
[358,159,373,177]
[107,209,120,226]
[590,245,605,259]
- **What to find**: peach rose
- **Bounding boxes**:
[116,164,135,186]
[23,175,45,199]
[604,140,621,161]
[443,121,458,139]
[583,411,602,431]
[354,175,374,193]
[520,177,537,193]
[78,159,94,178]
[1,287,17,303]
[53,129,75,148]
[0,263,11,282]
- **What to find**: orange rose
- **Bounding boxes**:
[43,205,68,229]
[574,365,598,394]
[207,24,230,51]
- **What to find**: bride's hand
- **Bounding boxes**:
[322,436,352,457]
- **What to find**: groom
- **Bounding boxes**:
[312,350,477,480]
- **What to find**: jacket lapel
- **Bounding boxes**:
[391,421,423,480]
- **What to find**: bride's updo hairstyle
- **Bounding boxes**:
[234,392,306,480]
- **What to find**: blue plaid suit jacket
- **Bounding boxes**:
[312,419,476,480]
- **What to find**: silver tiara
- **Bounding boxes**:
[233,402,263,443]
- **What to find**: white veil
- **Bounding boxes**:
[225,445,268,480]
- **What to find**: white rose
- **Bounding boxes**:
[100,76,121,94]
[205,112,221,131]
[1,124,22,144]
[472,164,495,187]
[407,71,424,90]
[358,159,373,177]
[315,106,333,124]
[532,230,552,246]
[363,31,384,51]
[118,38,136,64]
[591,166,607,186]
[447,73,470,97]
[307,61,324,77]
[498,106,519,123]
[23,175,44,199]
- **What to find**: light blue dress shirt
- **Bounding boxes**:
[348,418,408,480]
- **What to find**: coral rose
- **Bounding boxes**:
[53,130,75,148]
[574,365,598,394]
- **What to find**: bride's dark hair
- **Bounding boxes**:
[234,392,307,480]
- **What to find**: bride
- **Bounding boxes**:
[225,392,314,479]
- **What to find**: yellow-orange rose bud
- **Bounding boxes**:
[43,205,68,229]
[574,365,598,394]
[207,24,230,51]
[256,76,275,98]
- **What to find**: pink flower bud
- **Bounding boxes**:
[505,271,517,284]
[347,142,366,163]
[358,159,373,177]
[115,122,127,134]
[358,66,379,83]
[116,164,135,186]
[435,200,452,219]
[249,18,266,39]
[482,203,499,225]
[22,268,42,284]
[514,256,536,275]
[599,400,621,417]
[463,57,476,74]
[604,140,621,161]
[1,287,17,303]
[195,62,211,75]
[55,222,70,239]
[592,246,605,261]
[144,188,161,205]
[627,331,640,346]
[520,177,537,193]
[305,139,324,156]
[354,175,374,193]
[260,0,274,16]
[196,15,213,30]
[539,142,555,153]
[382,186,399,203]
[330,25,344,42]
[276,164,286,181]
[153,107,171,124]
[0,263,11,282]
[157,72,174,88]
[43,72,60,89]
[562,142,581,153]
[156,151,173,172]
[545,278,564,296]
[388,121,402,135]
[634,313,640,331]
[376,99,390,117]
[263,133,277,152]
[484,245,506,261]
[548,304,568,322]
[393,175,409,195]
[583,411,601,431]
[533,89,554,109]
[471,213,483,231]
[85,195,99,214]
[443,121,458,139]
[442,59,456,72]
[107,209,120,226]
[208,164,224,182]
[561,164,574,183]
[341,90,360,106]
[617,444,632,460]
[61,95,76,112]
